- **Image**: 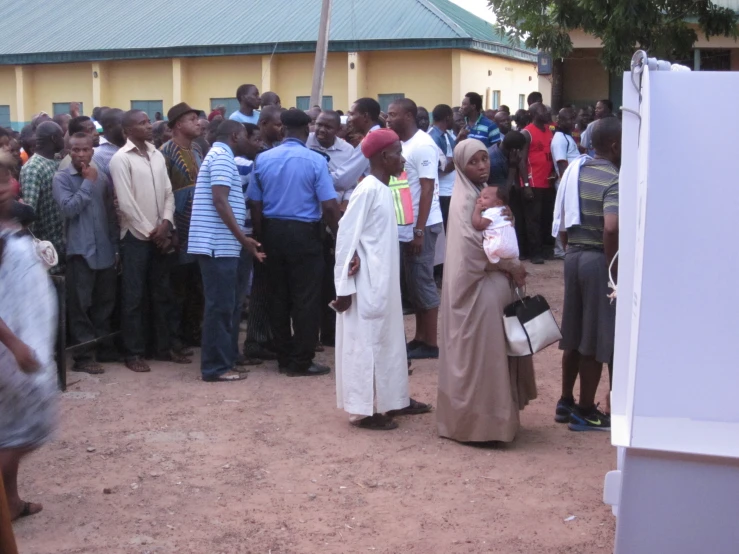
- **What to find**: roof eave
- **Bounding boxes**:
[0,38,537,66]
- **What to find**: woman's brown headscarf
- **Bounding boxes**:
[445,139,492,284]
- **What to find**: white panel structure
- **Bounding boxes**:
[605,63,739,554]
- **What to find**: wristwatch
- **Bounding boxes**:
[413,228,425,238]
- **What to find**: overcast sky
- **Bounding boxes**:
[449,0,497,23]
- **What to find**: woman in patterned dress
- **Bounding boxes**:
[0,151,58,520]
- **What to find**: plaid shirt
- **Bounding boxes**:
[20,154,65,270]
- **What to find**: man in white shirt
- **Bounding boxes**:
[428,104,456,230]
[306,110,356,348]
[109,109,186,372]
[387,98,444,360]
[330,98,384,193]
[551,107,581,259]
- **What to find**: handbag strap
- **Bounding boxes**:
[514,286,528,306]
[607,251,619,301]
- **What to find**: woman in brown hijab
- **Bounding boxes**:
[437,139,537,443]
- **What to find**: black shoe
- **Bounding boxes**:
[407,343,439,360]
[406,339,424,352]
[530,256,545,265]
[555,397,575,423]
[568,405,611,432]
[283,363,331,377]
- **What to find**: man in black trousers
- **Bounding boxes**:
[247,109,341,377]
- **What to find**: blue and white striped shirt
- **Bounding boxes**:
[187,142,246,258]
[234,156,254,236]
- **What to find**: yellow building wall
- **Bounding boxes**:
[364,50,452,110]
[0,67,16,121]
[456,50,538,110]
[105,59,173,114]
[25,63,92,117]
[182,56,262,112]
[563,50,609,106]
[273,53,348,110]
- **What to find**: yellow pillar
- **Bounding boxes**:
[172,58,183,105]
[261,55,274,93]
[14,66,26,127]
[92,62,102,108]
[347,52,358,105]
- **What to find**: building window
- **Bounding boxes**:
[378,93,405,113]
[53,102,83,116]
[131,100,164,122]
[0,105,10,128]
[700,49,731,71]
[211,98,240,117]
[492,91,501,109]
[518,94,525,109]
[296,96,334,110]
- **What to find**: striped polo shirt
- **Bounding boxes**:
[466,114,501,148]
[566,158,619,250]
[187,142,246,258]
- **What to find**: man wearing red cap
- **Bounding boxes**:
[332,129,432,431]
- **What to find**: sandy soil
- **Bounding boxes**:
[14,260,615,554]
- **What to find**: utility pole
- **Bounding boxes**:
[310,0,333,109]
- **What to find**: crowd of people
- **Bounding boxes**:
[0,82,621,527]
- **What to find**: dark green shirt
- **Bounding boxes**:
[566,158,619,250]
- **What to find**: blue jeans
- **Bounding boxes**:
[198,254,240,379]
[233,248,254,360]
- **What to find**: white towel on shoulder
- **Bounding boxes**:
[552,155,591,238]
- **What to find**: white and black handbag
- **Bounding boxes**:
[503,289,562,357]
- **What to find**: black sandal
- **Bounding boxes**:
[387,398,433,417]
[351,414,398,431]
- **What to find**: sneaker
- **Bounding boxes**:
[568,405,611,432]
[530,256,545,265]
[554,397,575,423]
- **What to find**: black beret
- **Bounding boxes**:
[280,108,312,128]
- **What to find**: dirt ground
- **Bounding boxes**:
[14,260,615,554]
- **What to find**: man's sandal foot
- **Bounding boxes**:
[203,370,247,383]
[351,414,398,431]
[72,361,105,375]
[236,354,262,368]
[387,398,433,417]
[154,351,192,364]
[173,346,195,357]
[13,501,43,521]
[125,358,151,373]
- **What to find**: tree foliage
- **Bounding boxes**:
[488,0,738,72]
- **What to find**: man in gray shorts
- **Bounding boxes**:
[556,117,621,432]
[387,98,445,360]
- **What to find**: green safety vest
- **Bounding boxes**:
[388,171,414,226]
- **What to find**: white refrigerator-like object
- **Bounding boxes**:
[605,67,739,553]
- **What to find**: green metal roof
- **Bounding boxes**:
[0,0,536,65]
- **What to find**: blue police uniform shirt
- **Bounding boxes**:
[247,138,337,222]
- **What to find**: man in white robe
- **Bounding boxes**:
[332,129,431,431]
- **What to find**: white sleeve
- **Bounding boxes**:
[551,133,567,163]
[334,182,375,297]
[413,142,439,181]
